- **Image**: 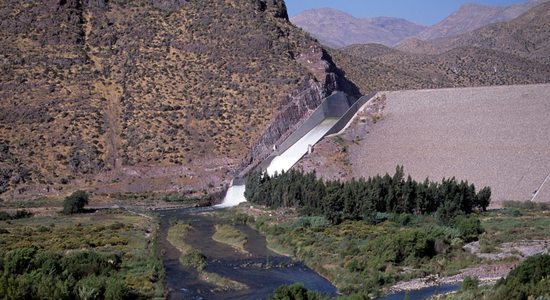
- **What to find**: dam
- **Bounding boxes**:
[218,91,376,207]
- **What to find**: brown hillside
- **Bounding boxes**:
[415,0,548,41]
[398,1,550,65]
[0,0,358,199]
[290,8,426,48]
[331,44,550,94]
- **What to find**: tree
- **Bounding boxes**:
[475,187,491,211]
[269,283,323,300]
[63,190,89,214]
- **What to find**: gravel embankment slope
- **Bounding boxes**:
[349,84,550,204]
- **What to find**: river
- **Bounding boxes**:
[157,207,337,299]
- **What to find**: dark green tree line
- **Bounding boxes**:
[245,166,491,224]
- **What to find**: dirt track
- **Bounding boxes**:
[346,84,550,203]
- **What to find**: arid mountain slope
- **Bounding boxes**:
[290,8,426,48]
[0,0,358,199]
[331,43,550,94]
[397,1,550,65]
[415,0,548,41]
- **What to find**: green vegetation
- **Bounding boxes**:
[491,254,550,299]
[252,214,481,296]
[166,221,206,270]
[0,211,164,299]
[0,248,130,299]
[479,208,550,250]
[502,200,550,211]
[0,210,32,221]
[270,283,325,300]
[461,276,479,291]
[435,255,550,300]
[63,191,89,214]
[212,224,248,253]
[246,166,490,224]
[241,167,493,296]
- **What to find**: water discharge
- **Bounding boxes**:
[216,185,246,208]
[220,117,340,207]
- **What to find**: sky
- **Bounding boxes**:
[285,0,527,25]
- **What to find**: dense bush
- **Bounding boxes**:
[490,254,550,300]
[245,166,491,224]
[0,210,32,221]
[63,190,89,214]
[461,276,479,291]
[269,283,325,300]
[0,248,132,300]
[454,215,484,242]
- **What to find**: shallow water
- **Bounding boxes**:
[158,208,337,299]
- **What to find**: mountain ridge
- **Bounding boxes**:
[290,8,426,48]
[291,0,550,48]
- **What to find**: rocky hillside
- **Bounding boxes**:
[290,8,426,48]
[0,0,359,199]
[329,2,550,94]
[397,1,550,65]
[415,0,548,41]
[331,43,550,94]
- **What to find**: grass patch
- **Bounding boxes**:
[480,209,550,245]
[212,224,248,253]
[166,222,192,255]
[200,271,248,291]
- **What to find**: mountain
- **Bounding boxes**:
[333,1,550,94]
[330,44,550,94]
[396,1,550,65]
[415,0,548,41]
[0,0,359,199]
[290,8,426,48]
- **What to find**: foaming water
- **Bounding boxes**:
[216,185,246,208]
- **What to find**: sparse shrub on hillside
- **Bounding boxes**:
[63,190,89,214]
[0,210,33,221]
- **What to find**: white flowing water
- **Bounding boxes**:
[219,118,340,207]
[216,185,246,208]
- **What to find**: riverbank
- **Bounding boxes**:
[231,201,550,298]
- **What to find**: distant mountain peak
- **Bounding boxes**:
[290,8,426,48]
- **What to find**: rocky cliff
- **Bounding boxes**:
[237,45,360,176]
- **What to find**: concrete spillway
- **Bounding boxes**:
[218,118,339,207]
[266,118,339,176]
[218,92,374,208]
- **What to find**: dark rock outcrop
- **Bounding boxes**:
[236,46,361,176]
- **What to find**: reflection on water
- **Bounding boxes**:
[158,208,337,300]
